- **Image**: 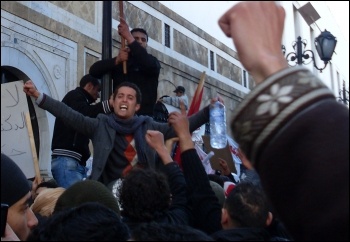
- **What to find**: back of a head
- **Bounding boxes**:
[207,174,224,187]
[1,153,30,207]
[174,85,185,94]
[131,222,214,241]
[224,181,269,228]
[36,179,58,190]
[31,187,66,217]
[54,180,120,216]
[209,180,225,208]
[27,202,130,241]
[119,167,171,222]
[79,74,100,88]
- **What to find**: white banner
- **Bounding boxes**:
[227,135,242,179]
[194,144,215,174]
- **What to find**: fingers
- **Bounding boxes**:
[119,17,125,23]
[218,16,231,38]
[179,99,186,115]
[33,176,43,184]
[218,158,228,168]
[210,95,224,105]
[218,158,226,163]
[218,2,287,84]
[146,130,164,139]
[24,80,35,89]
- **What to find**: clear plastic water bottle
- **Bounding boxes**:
[210,100,227,149]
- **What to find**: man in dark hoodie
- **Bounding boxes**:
[50,74,113,188]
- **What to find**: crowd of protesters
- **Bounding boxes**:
[2,1,348,241]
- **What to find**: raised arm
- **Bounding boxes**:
[145,130,172,165]
[218,1,287,84]
[168,100,222,234]
[219,2,348,241]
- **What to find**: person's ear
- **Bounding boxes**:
[221,208,229,227]
[266,211,273,227]
[84,82,93,91]
[135,103,141,112]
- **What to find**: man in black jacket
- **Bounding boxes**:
[89,18,161,117]
[51,74,113,188]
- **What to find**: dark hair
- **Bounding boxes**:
[224,181,269,228]
[79,74,100,88]
[113,81,142,104]
[35,179,58,191]
[131,28,148,42]
[27,202,130,241]
[207,174,224,187]
[119,168,171,222]
[131,222,214,241]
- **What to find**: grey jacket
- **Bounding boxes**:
[36,94,209,182]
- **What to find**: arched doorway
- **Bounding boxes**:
[1,46,54,178]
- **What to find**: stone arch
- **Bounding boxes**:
[1,45,54,177]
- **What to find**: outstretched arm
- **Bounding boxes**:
[23,80,98,138]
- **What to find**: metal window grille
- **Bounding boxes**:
[165,24,170,48]
[210,51,214,70]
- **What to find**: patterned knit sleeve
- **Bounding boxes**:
[230,66,335,165]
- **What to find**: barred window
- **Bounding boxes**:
[165,23,170,48]
[210,51,214,71]
[243,70,248,88]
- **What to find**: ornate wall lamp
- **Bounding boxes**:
[283,30,337,72]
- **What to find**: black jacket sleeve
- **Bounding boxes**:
[181,148,222,234]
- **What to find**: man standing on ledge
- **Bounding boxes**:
[159,85,189,111]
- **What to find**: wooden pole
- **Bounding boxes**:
[119,1,127,74]
[25,112,41,181]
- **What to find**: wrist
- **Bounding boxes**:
[34,91,40,99]
[179,138,194,152]
[157,148,173,165]
[251,54,288,84]
[125,34,135,44]
[178,133,192,140]
[114,57,120,65]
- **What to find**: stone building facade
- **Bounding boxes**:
[1,1,250,177]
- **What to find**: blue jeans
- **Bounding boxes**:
[51,156,87,189]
